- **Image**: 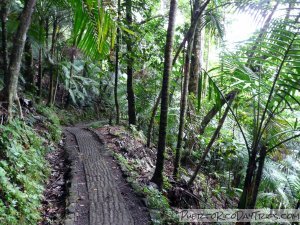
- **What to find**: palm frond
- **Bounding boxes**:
[67,0,116,59]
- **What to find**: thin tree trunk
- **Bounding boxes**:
[169,64,183,106]
[37,47,43,103]
[188,91,237,186]
[147,60,182,148]
[199,90,237,134]
[151,0,177,189]
[1,0,9,87]
[37,18,44,103]
[189,0,202,95]
[52,66,59,105]
[147,91,162,147]
[126,0,136,125]
[5,0,37,119]
[172,0,211,66]
[24,38,35,92]
[173,38,193,179]
[114,0,121,125]
[45,17,49,50]
[48,14,57,106]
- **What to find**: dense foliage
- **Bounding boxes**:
[0,0,299,224]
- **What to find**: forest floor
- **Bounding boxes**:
[39,120,230,224]
[63,124,150,225]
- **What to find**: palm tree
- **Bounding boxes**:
[151,0,178,189]
[216,15,300,210]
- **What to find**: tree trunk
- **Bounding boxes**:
[52,53,59,105]
[199,90,237,134]
[37,47,43,102]
[5,0,37,119]
[236,145,267,225]
[45,17,49,50]
[151,0,177,189]
[173,38,193,179]
[172,0,211,66]
[249,146,267,209]
[114,0,121,125]
[147,91,162,147]
[189,0,202,95]
[24,38,35,92]
[48,14,57,106]
[188,91,237,186]
[238,150,258,209]
[125,0,136,125]
[1,0,9,87]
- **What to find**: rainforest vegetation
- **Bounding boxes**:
[0,0,300,224]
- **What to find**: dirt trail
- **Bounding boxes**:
[63,126,150,225]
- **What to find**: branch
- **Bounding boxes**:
[172,0,211,66]
[267,133,300,152]
[137,14,166,25]
[205,71,251,155]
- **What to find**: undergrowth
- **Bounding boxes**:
[113,152,179,224]
[56,106,103,125]
[36,105,62,142]
[0,120,50,224]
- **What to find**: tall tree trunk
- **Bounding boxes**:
[114,0,121,125]
[1,0,9,88]
[5,0,37,119]
[189,0,202,95]
[126,0,136,125]
[188,91,237,186]
[45,17,49,50]
[236,3,280,213]
[173,38,193,179]
[37,47,43,103]
[48,14,57,106]
[172,0,211,67]
[37,18,43,103]
[52,52,60,105]
[151,0,177,189]
[24,38,35,92]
